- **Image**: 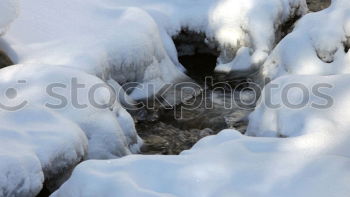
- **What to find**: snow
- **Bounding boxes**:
[2,0,307,96]
[0,63,143,195]
[49,1,350,196]
[109,0,307,77]
[0,105,87,196]
[0,64,142,159]
[261,0,350,81]
[52,129,350,197]
[247,74,350,137]
[1,0,192,103]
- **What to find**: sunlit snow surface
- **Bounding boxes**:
[262,0,350,80]
[53,129,350,197]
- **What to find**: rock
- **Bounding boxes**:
[0,50,13,68]
[306,0,331,12]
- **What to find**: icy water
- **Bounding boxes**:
[137,0,333,155]
[137,84,256,155]
[137,50,258,155]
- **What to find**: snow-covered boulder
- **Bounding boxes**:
[247,74,350,138]
[2,0,195,103]
[0,64,142,159]
[0,0,18,35]
[209,0,307,77]
[52,129,350,197]
[0,105,88,196]
[261,0,350,81]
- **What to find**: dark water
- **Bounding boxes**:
[137,50,256,155]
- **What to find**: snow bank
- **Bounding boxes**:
[0,105,87,196]
[0,0,18,35]
[261,0,350,81]
[52,129,350,197]
[0,64,142,159]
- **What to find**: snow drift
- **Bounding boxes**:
[0,63,143,196]
[247,74,350,137]
[1,0,194,103]
[0,64,142,159]
[0,105,87,196]
[52,128,350,197]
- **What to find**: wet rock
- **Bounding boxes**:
[199,128,214,138]
[136,84,254,155]
[141,135,169,154]
[138,121,218,155]
[306,0,331,12]
[0,50,13,68]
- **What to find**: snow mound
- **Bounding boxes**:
[247,74,350,138]
[0,105,87,196]
[0,0,18,35]
[52,129,350,197]
[261,0,350,81]
[2,0,195,103]
[209,0,307,77]
[0,64,142,159]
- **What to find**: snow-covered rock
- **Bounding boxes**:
[0,0,18,35]
[0,105,87,196]
[52,129,350,197]
[0,64,142,159]
[1,0,194,103]
[261,0,350,81]
[247,74,350,138]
